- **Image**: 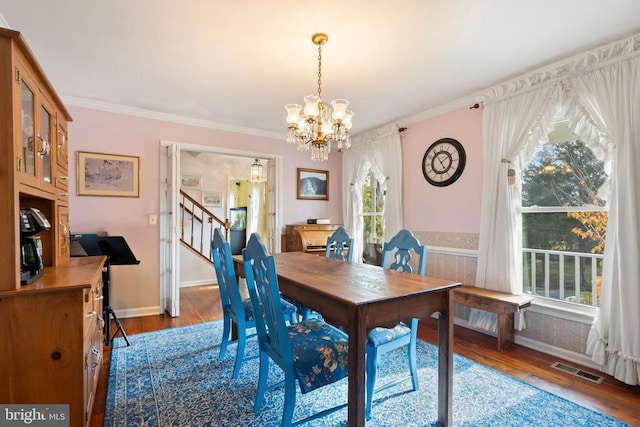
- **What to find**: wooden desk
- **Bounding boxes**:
[234,251,460,427]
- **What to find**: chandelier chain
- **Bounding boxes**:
[317,44,322,98]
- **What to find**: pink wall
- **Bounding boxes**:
[67,106,342,313]
[401,107,483,233]
[67,105,483,314]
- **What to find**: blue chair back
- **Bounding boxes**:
[325,226,354,262]
[366,228,426,419]
[212,228,245,319]
[243,233,293,366]
[380,229,427,275]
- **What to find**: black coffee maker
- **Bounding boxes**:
[19,207,51,285]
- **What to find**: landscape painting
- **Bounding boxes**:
[297,168,329,200]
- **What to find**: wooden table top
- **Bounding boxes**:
[237,251,459,304]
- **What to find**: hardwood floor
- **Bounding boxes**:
[91,285,639,426]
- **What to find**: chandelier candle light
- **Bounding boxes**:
[285,33,353,161]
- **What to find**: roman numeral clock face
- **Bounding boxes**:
[422,138,466,187]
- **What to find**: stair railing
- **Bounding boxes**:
[179,190,230,263]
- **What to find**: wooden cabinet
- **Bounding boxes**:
[0,28,100,427]
[0,27,73,291]
[285,223,342,253]
[0,256,106,427]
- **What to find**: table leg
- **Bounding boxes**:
[437,289,454,427]
[347,309,367,427]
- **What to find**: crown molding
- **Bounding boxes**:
[385,31,640,130]
[62,95,284,140]
[354,93,479,138]
[478,32,640,104]
[396,94,480,128]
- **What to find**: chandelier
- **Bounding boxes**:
[285,33,353,161]
[250,158,263,182]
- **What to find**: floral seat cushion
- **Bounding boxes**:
[367,322,411,346]
[242,298,297,322]
[288,319,349,394]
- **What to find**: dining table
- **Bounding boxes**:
[233,251,461,427]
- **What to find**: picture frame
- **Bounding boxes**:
[77,151,140,197]
[202,191,223,207]
[180,172,202,190]
[297,168,329,200]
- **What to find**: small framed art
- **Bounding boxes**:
[181,173,202,189]
[202,191,223,207]
[297,168,329,200]
[77,151,140,197]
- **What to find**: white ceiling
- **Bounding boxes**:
[1,1,639,139]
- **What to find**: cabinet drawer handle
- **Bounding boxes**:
[55,176,69,187]
[86,311,97,318]
[57,131,67,148]
[91,346,101,368]
[95,296,104,301]
[59,223,68,239]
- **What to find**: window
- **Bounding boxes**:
[521,133,609,307]
[362,169,385,265]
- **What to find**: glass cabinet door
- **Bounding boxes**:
[20,79,36,177]
[17,63,57,193]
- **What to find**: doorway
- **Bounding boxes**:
[159,140,282,317]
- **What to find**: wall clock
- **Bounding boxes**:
[422,138,466,187]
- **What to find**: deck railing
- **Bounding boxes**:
[523,248,604,306]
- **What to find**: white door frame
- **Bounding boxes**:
[159,139,283,317]
[159,141,180,316]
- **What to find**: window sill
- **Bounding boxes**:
[527,296,597,324]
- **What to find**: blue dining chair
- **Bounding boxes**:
[291,226,356,322]
[211,228,297,379]
[325,226,355,262]
[243,233,349,427]
[365,228,427,419]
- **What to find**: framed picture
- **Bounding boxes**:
[181,172,201,189]
[297,168,329,200]
[202,191,222,207]
[77,151,140,197]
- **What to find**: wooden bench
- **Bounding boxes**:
[454,286,534,351]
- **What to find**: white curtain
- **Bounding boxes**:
[343,125,403,263]
[577,56,640,386]
[475,85,554,294]
[475,33,640,384]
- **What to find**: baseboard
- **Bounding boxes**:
[454,317,601,371]
[180,280,217,288]
[112,306,162,319]
[514,335,601,371]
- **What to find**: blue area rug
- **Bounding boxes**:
[104,321,627,426]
